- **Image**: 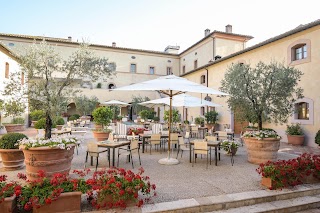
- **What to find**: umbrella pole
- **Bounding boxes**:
[168,90,172,159]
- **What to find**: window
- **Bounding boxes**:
[5,62,9,78]
[292,98,314,125]
[21,72,24,85]
[200,75,206,84]
[194,60,198,69]
[108,83,115,89]
[182,65,185,74]
[130,64,136,73]
[200,107,205,116]
[296,102,309,120]
[294,45,307,61]
[166,67,172,75]
[149,66,155,75]
[288,39,311,65]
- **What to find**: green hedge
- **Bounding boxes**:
[0,133,28,149]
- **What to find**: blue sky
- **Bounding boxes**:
[1,0,319,52]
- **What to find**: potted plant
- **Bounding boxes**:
[87,167,156,210]
[19,135,79,181]
[194,117,204,127]
[242,129,281,164]
[29,110,45,127]
[286,123,304,146]
[34,117,56,129]
[0,175,20,213]
[1,100,25,133]
[54,116,65,130]
[315,130,320,146]
[221,140,239,155]
[17,170,90,213]
[92,107,113,141]
[204,111,218,130]
[0,133,28,170]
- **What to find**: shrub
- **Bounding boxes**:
[73,114,81,119]
[97,82,102,88]
[315,130,320,146]
[204,111,218,124]
[195,117,204,125]
[153,116,160,122]
[54,116,65,125]
[68,115,77,121]
[92,107,113,129]
[34,118,56,129]
[29,110,45,121]
[286,123,303,135]
[12,117,25,124]
[0,133,28,149]
[139,110,155,120]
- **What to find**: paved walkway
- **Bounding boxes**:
[1,128,320,212]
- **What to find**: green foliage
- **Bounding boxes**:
[220,61,303,130]
[11,117,25,124]
[68,115,77,121]
[109,106,120,120]
[74,95,99,116]
[286,123,303,135]
[153,116,160,122]
[195,117,205,125]
[54,116,65,125]
[184,120,190,124]
[315,130,320,146]
[204,111,218,124]
[29,110,45,121]
[139,110,155,120]
[0,133,28,149]
[34,118,56,129]
[3,40,115,139]
[73,114,81,119]
[221,140,240,153]
[2,100,25,120]
[164,109,180,123]
[92,107,113,129]
[96,82,102,88]
[131,95,150,115]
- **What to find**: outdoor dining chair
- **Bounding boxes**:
[191,126,199,138]
[71,130,87,155]
[117,138,141,169]
[184,131,190,143]
[148,134,161,154]
[176,136,189,158]
[192,140,211,169]
[170,133,179,151]
[85,141,109,171]
[217,131,228,141]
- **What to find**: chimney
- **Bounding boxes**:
[225,25,232,33]
[68,36,72,41]
[112,42,116,47]
[204,29,210,37]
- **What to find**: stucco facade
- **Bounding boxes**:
[181,21,320,147]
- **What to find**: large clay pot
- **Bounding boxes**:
[4,124,24,133]
[22,146,75,181]
[287,135,304,146]
[261,177,275,189]
[243,137,280,164]
[56,125,64,130]
[0,195,16,213]
[92,131,110,142]
[33,192,81,213]
[0,149,24,170]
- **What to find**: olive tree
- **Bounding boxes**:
[4,40,115,138]
[74,95,99,116]
[220,61,303,130]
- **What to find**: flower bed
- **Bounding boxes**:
[256,153,320,189]
[127,127,146,136]
[19,135,79,150]
[243,129,281,140]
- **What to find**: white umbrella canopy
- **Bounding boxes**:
[100,100,130,106]
[113,75,228,165]
[139,94,221,108]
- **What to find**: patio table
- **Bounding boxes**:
[97,141,130,167]
[51,129,72,135]
[213,131,235,140]
[189,141,221,166]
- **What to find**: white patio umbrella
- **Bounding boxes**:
[100,100,130,116]
[113,75,228,165]
[139,94,221,108]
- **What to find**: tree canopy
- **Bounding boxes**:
[74,95,99,116]
[220,61,303,130]
[4,40,115,138]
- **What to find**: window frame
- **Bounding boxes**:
[166,67,172,75]
[182,65,186,74]
[5,62,9,78]
[149,66,155,75]
[130,63,137,73]
[291,97,314,125]
[287,39,311,66]
[200,75,206,84]
[194,60,198,69]
[200,106,205,116]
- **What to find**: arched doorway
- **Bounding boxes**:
[67,103,77,116]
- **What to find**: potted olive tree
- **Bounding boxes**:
[220,61,303,164]
[92,107,113,141]
[0,133,28,170]
[1,100,25,132]
[286,123,304,146]
[204,111,218,130]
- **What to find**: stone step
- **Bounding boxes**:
[141,184,320,213]
[211,196,320,213]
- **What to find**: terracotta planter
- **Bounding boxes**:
[56,125,64,130]
[33,192,81,213]
[22,146,75,181]
[287,135,304,146]
[0,149,24,170]
[261,177,275,188]
[0,195,16,213]
[4,124,24,133]
[243,137,280,164]
[92,131,110,142]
